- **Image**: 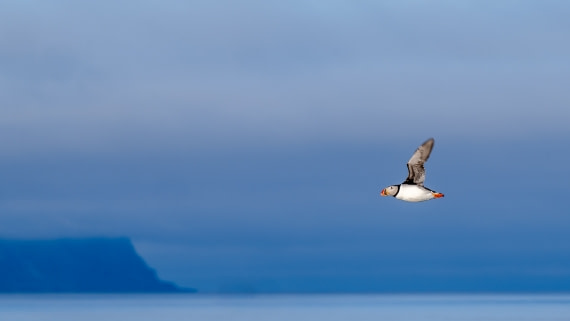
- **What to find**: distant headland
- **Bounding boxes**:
[0,237,194,293]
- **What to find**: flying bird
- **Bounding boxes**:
[380,138,444,202]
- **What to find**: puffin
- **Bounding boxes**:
[380,138,444,202]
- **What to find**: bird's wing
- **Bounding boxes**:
[403,138,434,186]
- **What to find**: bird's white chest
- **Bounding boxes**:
[395,184,434,202]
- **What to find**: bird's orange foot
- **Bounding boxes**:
[433,193,444,198]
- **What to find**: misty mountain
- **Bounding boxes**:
[0,237,192,293]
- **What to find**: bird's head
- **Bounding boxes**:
[380,185,398,197]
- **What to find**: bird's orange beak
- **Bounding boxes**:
[380,189,386,196]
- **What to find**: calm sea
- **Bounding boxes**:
[0,294,569,321]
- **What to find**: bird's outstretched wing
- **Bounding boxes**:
[403,138,434,186]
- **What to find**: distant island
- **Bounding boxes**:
[0,237,194,293]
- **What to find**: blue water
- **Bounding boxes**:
[0,294,569,320]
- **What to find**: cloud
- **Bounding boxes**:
[0,134,569,290]
[1,1,570,156]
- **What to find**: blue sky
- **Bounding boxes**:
[1,1,570,292]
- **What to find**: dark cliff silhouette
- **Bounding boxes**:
[0,237,192,293]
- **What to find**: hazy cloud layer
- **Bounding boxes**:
[1,1,570,155]
[1,139,569,290]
